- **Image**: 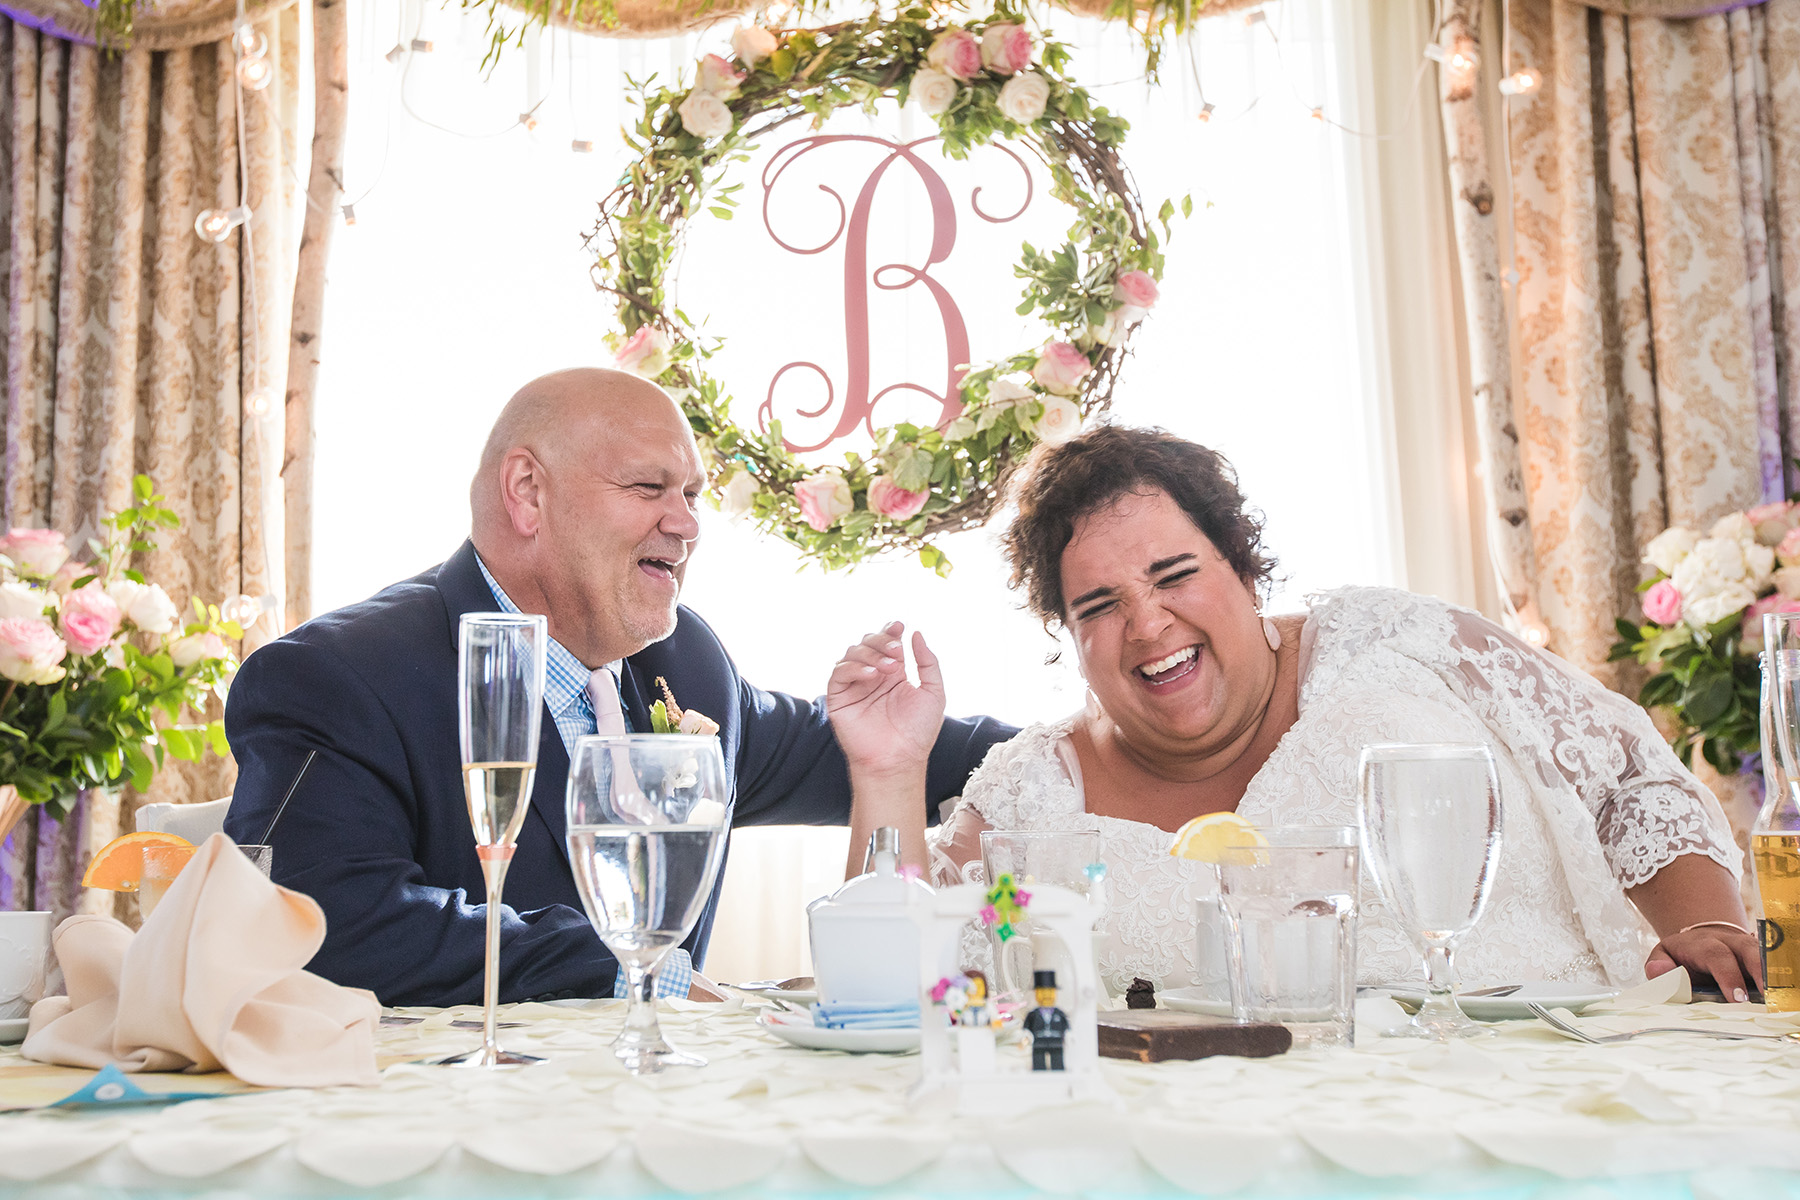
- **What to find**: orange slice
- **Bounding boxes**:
[82,831,195,892]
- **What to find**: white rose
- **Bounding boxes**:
[719,469,757,518]
[1690,536,1748,582]
[1085,305,1146,349]
[0,581,54,620]
[1034,396,1082,446]
[1775,565,1800,599]
[1643,527,1698,575]
[678,708,720,736]
[1746,543,1777,590]
[1710,512,1757,546]
[128,583,178,634]
[170,632,227,669]
[730,25,777,67]
[1684,581,1758,628]
[986,378,1035,405]
[996,72,1050,125]
[910,67,959,117]
[678,89,734,139]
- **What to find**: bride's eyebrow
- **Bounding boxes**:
[1068,554,1201,610]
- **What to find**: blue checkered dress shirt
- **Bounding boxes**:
[473,553,694,1001]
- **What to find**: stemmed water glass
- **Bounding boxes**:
[443,613,546,1069]
[1357,743,1503,1040]
[566,733,730,1075]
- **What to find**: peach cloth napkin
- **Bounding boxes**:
[21,833,380,1087]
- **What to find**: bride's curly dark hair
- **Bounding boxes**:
[1002,424,1278,627]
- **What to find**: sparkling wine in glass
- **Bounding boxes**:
[1357,742,1503,1040]
[443,613,546,1069]
[566,733,730,1074]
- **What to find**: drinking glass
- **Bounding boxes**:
[1357,743,1503,1040]
[443,613,546,1069]
[977,830,1102,1004]
[1216,827,1359,1048]
[566,733,731,1074]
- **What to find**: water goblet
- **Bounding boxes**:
[1357,742,1503,1040]
[566,733,731,1074]
[441,613,546,1069]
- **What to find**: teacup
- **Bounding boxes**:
[0,911,52,1020]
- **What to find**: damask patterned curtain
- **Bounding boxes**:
[0,10,297,922]
[1504,0,1800,686]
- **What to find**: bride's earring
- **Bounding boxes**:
[1262,615,1281,652]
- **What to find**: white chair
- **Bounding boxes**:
[135,796,233,844]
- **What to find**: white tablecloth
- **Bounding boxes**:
[3,992,1800,1198]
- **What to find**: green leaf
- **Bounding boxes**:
[649,700,672,734]
[205,720,229,757]
[133,474,153,501]
[1681,670,1735,727]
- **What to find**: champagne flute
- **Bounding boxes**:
[443,613,546,1069]
[566,733,730,1074]
[1357,742,1503,1040]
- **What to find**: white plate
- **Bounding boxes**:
[1377,982,1618,1021]
[732,979,820,1006]
[1157,988,1233,1018]
[757,1011,918,1054]
[0,1017,28,1045]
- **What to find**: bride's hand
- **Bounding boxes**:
[1645,925,1764,1002]
[826,621,945,779]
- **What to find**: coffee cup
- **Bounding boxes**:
[0,911,52,1020]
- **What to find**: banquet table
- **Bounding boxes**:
[3,988,1800,1200]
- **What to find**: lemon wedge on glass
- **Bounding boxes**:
[1167,812,1267,863]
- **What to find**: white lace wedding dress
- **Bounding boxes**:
[930,587,1742,995]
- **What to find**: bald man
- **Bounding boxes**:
[224,369,1014,1007]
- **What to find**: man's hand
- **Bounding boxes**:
[825,621,945,779]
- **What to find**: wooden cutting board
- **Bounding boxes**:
[1096,1010,1292,1062]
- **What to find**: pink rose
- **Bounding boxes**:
[0,617,66,684]
[927,28,983,81]
[58,583,121,657]
[698,53,746,97]
[1116,270,1160,310]
[1640,579,1682,626]
[0,528,69,576]
[1778,526,1800,568]
[867,476,928,521]
[794,472,853,531]
[980,23,1032,74]
[1030,341,1094,396]
[614,326,673,378]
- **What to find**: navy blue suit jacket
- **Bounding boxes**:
[224,541,1016,1006]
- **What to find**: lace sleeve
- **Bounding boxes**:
[1442,607,1743,888]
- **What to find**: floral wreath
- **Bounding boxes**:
[592,1,1186,574]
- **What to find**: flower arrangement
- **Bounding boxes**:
[594,1,1186,575]
[0,477,243,836]
[1609,501,1800,773]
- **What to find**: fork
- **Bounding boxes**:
[1525,1000,1800,1044]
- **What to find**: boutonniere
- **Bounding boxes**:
[648,677,720,737]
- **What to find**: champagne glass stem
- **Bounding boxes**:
[1417,940,1457,1020]
[478,845,513,1067]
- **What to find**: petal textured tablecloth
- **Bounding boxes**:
[2,994,1800,1197]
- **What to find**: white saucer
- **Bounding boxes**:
[1376,982,1618,1021]
[0,1016,28,1045]
[1158,988,1232,1018]
[757,1011,918,1054]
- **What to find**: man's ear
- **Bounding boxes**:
[499,448,546,538]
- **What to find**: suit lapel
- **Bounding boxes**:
[618,663,652,733]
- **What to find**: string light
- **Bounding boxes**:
[1310,106,1324,122]
[231,22,266,58]
[519,112,540,132]
[1197,101,1215,123]
[410,38,434,52]
[237,55,274,91]
[220,593,276,631]
[341,203,357,226]
[1243,9,1266,25]
[571,138,595,152]
[1423,41,1478,79]
[1498,68,1540,96]
[193,205,251,243]
[385,43,406,64]
[244,387,275,418]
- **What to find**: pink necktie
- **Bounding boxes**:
[587,668,655,821]
[587,668,627,735]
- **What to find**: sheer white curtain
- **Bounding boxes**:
[312,0,1452,982]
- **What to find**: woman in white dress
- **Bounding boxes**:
[825,426,1760,999]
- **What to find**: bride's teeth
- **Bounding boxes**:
[1141,646,1196,677]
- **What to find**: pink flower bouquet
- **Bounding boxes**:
[0,476,243,839]
[1611,501,1800,772]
